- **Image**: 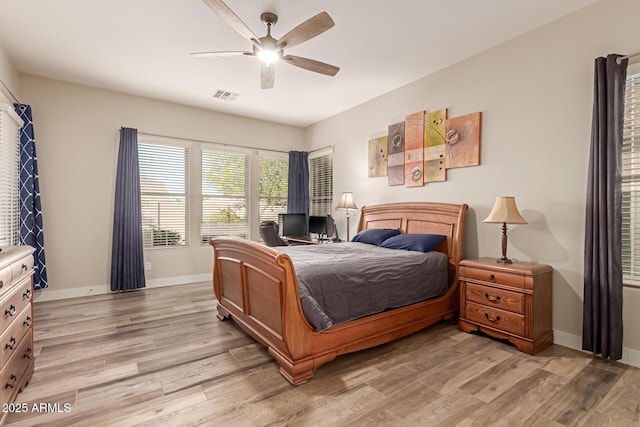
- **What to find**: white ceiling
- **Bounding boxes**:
[0,0,598,127]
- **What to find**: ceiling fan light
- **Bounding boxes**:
[257,49,280,64]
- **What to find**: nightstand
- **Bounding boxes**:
[458,258,553,354]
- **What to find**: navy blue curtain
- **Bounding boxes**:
[14,104,48,290]
[583,54,627,360]
[111,127,145,291]
[287,151,309,216]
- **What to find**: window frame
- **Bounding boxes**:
[137,134,191,250]
[0,103,23,247]
[622,68,640,287]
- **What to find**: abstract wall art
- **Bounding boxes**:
[387,121,405,186]
[369,107,482,188]
[404,111,425,187]
[368,135,388,178]
[424,108,447,183]
[444,111,481,169]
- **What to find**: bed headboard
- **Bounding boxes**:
[357,202,468,268]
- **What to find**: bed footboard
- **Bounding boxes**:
[209,238,318,383]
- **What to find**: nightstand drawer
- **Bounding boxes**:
[465,301,525,336]
[462,266,524,289]
[466,282,524,314]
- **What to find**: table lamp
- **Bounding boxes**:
[483,196,527,264]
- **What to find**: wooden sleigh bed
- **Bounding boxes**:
[208,202,468,384]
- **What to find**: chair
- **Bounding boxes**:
[259,221,289,247]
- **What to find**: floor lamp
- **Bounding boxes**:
[336,192,357,241]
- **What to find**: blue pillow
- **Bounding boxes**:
[380,233,447,252]
[352,228,400,245]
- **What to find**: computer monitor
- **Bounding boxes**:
[278,213,307,237]
[308,216,328,235]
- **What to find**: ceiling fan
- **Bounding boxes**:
[192,0,340,89]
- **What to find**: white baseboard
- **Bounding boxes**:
[553,328,640,369]
[32,273,211,303]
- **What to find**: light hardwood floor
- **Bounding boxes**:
[4,282,639,426]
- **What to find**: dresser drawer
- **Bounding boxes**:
[0,277,32,336]
[9,255,33,285]
[465,301,525,336]
[0,304,31,369]
[0,269,10,299]
[462,266,525,289]
[466,282,525,314]
[0,331,33,406]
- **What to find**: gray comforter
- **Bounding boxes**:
[278,242,449,331]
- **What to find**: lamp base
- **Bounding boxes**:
[496,257,513,264]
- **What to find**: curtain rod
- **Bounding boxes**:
[137,130,332,155]
[0,78,21,105]
[617,51,640,65]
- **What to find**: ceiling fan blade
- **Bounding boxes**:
[201,0,259,43]
[282,55,339,76]
[276,12,335,50]
[261,64,275,89]
[190,51,253,58]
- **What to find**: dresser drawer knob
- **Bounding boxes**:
[484,312,501,323]
[24,348,32,360]
[4,305,16,317]
[0,280,3,288]
[5,375,16,389]
[484,293,501,303]
[5,337,16,350]
[21,264,27,271]
[23,316,32,327]
[23,289,31,299]
[489,274,495,280]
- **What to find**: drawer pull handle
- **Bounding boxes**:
[5,375,16,389]
[24,348,32,360]
[23,289,32,299]
[21,264,27,271]
[0,280,3,288]
[23,316,32,327]
[5,305,16,317]
[484,293,501,303]
[484,313,501,323]
[5,337,16,350]
[489,274,495,280]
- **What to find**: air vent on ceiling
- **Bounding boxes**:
[212,89,239,102]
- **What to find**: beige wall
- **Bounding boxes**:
[18,75,305,296]
[305,0,640,361]
[0,40,19,101]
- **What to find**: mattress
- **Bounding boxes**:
[278,242,449,331]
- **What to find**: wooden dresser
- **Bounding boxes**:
[0,246,35,424]
[458,258,553,354]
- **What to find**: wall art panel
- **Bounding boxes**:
[387,121,405,186]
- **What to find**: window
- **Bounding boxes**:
[623,71,640,286]
[201,149,249,242]
[258,154,288,225]
[138,140,189,248]
[309,150,333,216]
[0,103,22,246]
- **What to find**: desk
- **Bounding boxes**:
[284,237,338,245]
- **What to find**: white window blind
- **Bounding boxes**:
[201,149,249,242]
[138,141,189,248]
[258,154,288,225]
[0,103,22,247]
[309,151,333,216]
[623,72,640,286]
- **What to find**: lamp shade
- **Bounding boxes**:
[336,192,357,210]
[483,196,527,224]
